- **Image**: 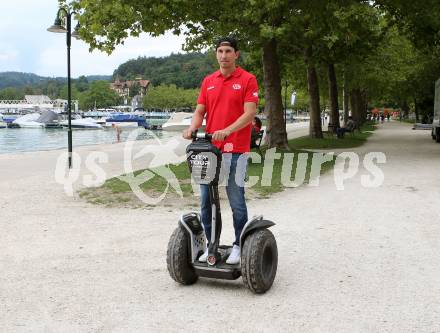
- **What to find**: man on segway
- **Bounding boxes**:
[182,36,259,264]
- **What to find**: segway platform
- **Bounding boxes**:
[193,245,241,280]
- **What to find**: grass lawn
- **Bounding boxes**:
[399,119,417,124]
[79,122,376,207]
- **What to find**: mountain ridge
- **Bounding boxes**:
[0,72,112,90]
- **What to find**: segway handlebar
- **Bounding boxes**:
[191,131,213,141]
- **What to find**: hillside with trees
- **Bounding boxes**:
[0,72,55,90]
[113,52,216,89]
[0,72,112,103]
[0,72,111,90]
[0,53,216,110]
[0,73,119,110]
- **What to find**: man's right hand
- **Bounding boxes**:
[182,127,194,140]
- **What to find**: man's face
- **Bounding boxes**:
[216,45,239,69]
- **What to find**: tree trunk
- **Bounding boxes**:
[304,47,323,138]
[350,89,359,124]
[402,100,410,119]
[358,90,367,125]
[414,98,419,121]
[327,63,340,131]
[262,38,288,148]
[343,71,349,125]
[350,88,367,126]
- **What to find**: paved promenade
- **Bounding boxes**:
[1,121,439,332]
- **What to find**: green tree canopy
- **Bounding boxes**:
[114,53,216,89]
[79,80,121,110]
[71,0,440,130]
[59,84,81,101]
[0,87,24,100]
[75,75,90,92]
[142,84,198,110]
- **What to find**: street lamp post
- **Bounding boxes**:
[47,8,79,169]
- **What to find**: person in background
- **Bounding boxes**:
[112,123,122,142]
[251,116,262,148]
[336,116,355,138]
[252,116,262,133]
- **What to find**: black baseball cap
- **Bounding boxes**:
[215,36,238,51]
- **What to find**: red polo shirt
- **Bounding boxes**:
[197,66,259,153]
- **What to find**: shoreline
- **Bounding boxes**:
[0,127,173,156]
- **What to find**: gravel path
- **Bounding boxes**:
[1,121,439,332]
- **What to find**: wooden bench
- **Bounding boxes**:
[338,122,361,138]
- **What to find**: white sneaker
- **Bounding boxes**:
[226,245,241,265]
[198,248,208,262]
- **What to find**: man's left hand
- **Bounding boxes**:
[212,129,231,141]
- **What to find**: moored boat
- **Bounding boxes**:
[162,112,206,131]
[60,117,103,129]
[12,113,42,128]
[104,114,148,128]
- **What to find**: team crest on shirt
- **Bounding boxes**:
[253,92,258,97]
[232,84,241,90]
[224,143,234,152]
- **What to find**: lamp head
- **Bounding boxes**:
[47,16,67,33]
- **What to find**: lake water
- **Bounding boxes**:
[0,127,177,154]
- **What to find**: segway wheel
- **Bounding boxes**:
[167,226,198,285]
[241,229,278,294]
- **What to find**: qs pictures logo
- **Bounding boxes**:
[119,128,184,205]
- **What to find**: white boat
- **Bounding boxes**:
[162,112,206,131]
[103,121,139,128]
[61,117,103,129]
[11,111,62,128]
[36,110,62,128]
[17,121,45,128]
[12,113,44,128]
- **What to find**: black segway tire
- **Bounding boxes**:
[241,229,278,294]
[167,226,198,285]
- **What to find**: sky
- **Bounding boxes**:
[0,0,187,78]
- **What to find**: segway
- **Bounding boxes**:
[167,132,278,293]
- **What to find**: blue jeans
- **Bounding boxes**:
[200,153,248,246]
